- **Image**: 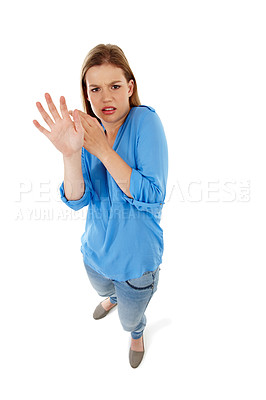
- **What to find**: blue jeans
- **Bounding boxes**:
[83,261,160,339]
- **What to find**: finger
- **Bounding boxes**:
[45,93,61,121]
[80,110,91,118]
[86,114,100,124]
[36,101,55,129]
[33,119,51,136]
[85,114,98,127]
[72,111,92,132]
[68,110,74,122]
[60,96,72,120]
[87,115,105,133]
[69,109,83,120]
[86,115,104,133]
[70,109,94,124]
[79,113,104,137]
[73,109,85,134]
[76,109,95,127]
[81,117,93,134]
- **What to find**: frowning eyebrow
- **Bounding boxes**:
[88,80,123,88]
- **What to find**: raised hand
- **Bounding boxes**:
[69,109,111,159]
[33,93,84,157]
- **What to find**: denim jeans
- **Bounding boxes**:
[83,261,160,339]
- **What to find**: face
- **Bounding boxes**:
[85,63,134,130]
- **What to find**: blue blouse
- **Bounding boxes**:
[60,105,168,281]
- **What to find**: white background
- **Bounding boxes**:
[1,0,266,399]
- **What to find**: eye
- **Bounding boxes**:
[112,85,120,90]
[91,88,100,93]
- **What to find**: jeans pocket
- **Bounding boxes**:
[126,269,158,291]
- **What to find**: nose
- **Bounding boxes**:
[102,87,113,103]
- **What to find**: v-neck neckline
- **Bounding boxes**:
[104,129,116,149]
[102,107,134,151]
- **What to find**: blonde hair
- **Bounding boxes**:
[80,44,141,118]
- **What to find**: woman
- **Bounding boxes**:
[33,44,168,368]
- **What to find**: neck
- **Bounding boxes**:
[103,108,130,137]
[104,122,121,137]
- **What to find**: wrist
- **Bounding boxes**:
[63,149,82,163]
[98,145,114,165]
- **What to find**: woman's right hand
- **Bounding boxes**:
[33,93,84,157]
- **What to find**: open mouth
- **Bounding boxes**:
[102,107,116,115]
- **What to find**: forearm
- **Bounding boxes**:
[99,148,133,198]
[63,149,85,200]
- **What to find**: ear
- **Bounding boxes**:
[128,79,134,98]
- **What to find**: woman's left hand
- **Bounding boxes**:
[70,109,110,159]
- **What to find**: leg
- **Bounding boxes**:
[83,261,117,304]
[114,267,160,339]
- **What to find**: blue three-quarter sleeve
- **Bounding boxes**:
[123,110,168,214]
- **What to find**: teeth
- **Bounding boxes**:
[103,108,115,111]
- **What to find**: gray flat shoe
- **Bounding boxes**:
[129,336,145,368]
[93,298,117,320]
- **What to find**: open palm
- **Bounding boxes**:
[33,93,84,157]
